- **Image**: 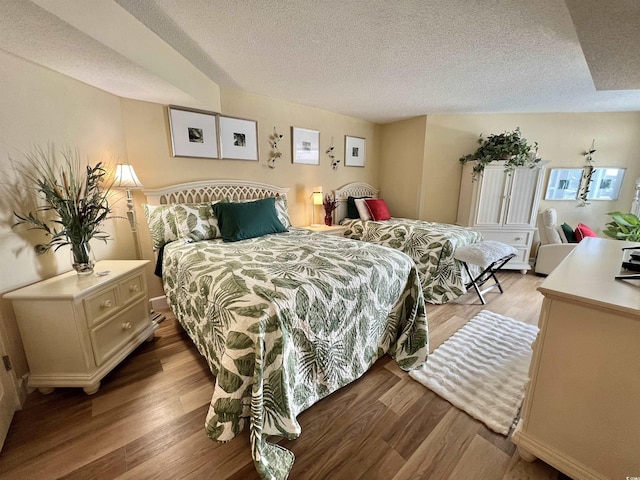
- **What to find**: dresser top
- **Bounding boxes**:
[4,260,149,300]
[539,237,640,315]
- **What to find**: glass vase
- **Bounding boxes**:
[324,212,333,226]
[70,241,95,276]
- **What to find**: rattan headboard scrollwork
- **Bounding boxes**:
[144,180,290,205]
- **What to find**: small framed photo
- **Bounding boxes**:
[292,127,320,165]
[168,105,219,159]
[544,168,583,200]
[345,135,366,167]
[586,167,625,200]
[219,115,259,161]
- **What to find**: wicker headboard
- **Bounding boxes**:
[333,182,379,221]
[144,179,290,205]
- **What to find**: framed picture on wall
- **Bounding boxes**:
[544,168,583,200]
[586,167,625,200]
[345,135,366,167]
[168,105,219,159]
[219,115,259,161]
[292,127,320,165]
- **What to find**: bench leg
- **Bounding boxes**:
[461,253,516,304]
[462,261,486,305]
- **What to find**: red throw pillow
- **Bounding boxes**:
[364,198,391,221]
[574,223,596,241]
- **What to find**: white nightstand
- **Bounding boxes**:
[301,224,347,236]
[4,260,158,395]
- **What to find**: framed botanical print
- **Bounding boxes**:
[168,105,219,159]
[292,127,320,165]
[218,115,259,161]
[345,135,365,167]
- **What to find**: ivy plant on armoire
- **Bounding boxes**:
[456,161,547,273]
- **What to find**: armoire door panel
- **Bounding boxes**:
[475,168,509,226]
[505,168,540,226]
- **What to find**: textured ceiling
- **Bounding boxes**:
[2,0,640,123]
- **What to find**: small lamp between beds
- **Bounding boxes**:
[311,187,323,225]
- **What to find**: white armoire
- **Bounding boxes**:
[456,161,547,272]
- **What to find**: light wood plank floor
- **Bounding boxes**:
[0,271,570,479]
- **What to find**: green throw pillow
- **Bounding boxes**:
[213,197,287,242]
[561,223,577,243]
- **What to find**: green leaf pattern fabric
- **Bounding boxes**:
[342,218,483,304]
[273,195,291,229]
[173,202,221,242]
[162,228,428,480]
[142,204,179,249]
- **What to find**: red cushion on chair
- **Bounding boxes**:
[364,199,391,221]
[574,223,596,241]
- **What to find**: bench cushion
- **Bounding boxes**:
[454,241,517,268]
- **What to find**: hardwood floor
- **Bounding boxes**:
[0,271,569,479]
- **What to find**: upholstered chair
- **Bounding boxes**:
[534,208,578,275]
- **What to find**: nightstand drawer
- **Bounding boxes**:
[119,273,146,306]
[90,300,148,366]
[84,287,120,326]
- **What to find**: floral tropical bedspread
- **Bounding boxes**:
[162,228,429,480]
[341,218,483,304]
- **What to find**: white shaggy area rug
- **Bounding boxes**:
[409,310,539,435]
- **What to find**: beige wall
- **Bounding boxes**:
[0,50,136,381]
[379,116,426,218]
[382,112,640,231]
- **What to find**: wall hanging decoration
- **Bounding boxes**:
[168,105,219,159]
[218,115,259,161]
[578,139,596,206]
[344,135,366,167]
[292,127,320,165]
[459,127,539,180]
[326,137,340,170]
[268,127,283,168]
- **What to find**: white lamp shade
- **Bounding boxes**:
[115,164,143,189]
[312,192,324,205]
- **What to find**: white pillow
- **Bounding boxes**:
[354,198,372,220]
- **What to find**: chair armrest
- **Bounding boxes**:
[535,243,578,276]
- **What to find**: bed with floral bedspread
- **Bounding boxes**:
[162,228,428,480]
[341,218,483,304]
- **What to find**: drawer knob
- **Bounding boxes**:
[129,284,140,292]
[122,322,132,330]
[515,237,523,241]
[101,300,113,309]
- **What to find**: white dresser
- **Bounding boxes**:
[457,162,546,272]
[4,260,157,395]
[513,238,640,479]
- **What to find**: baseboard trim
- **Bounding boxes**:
[149,295,168,311]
